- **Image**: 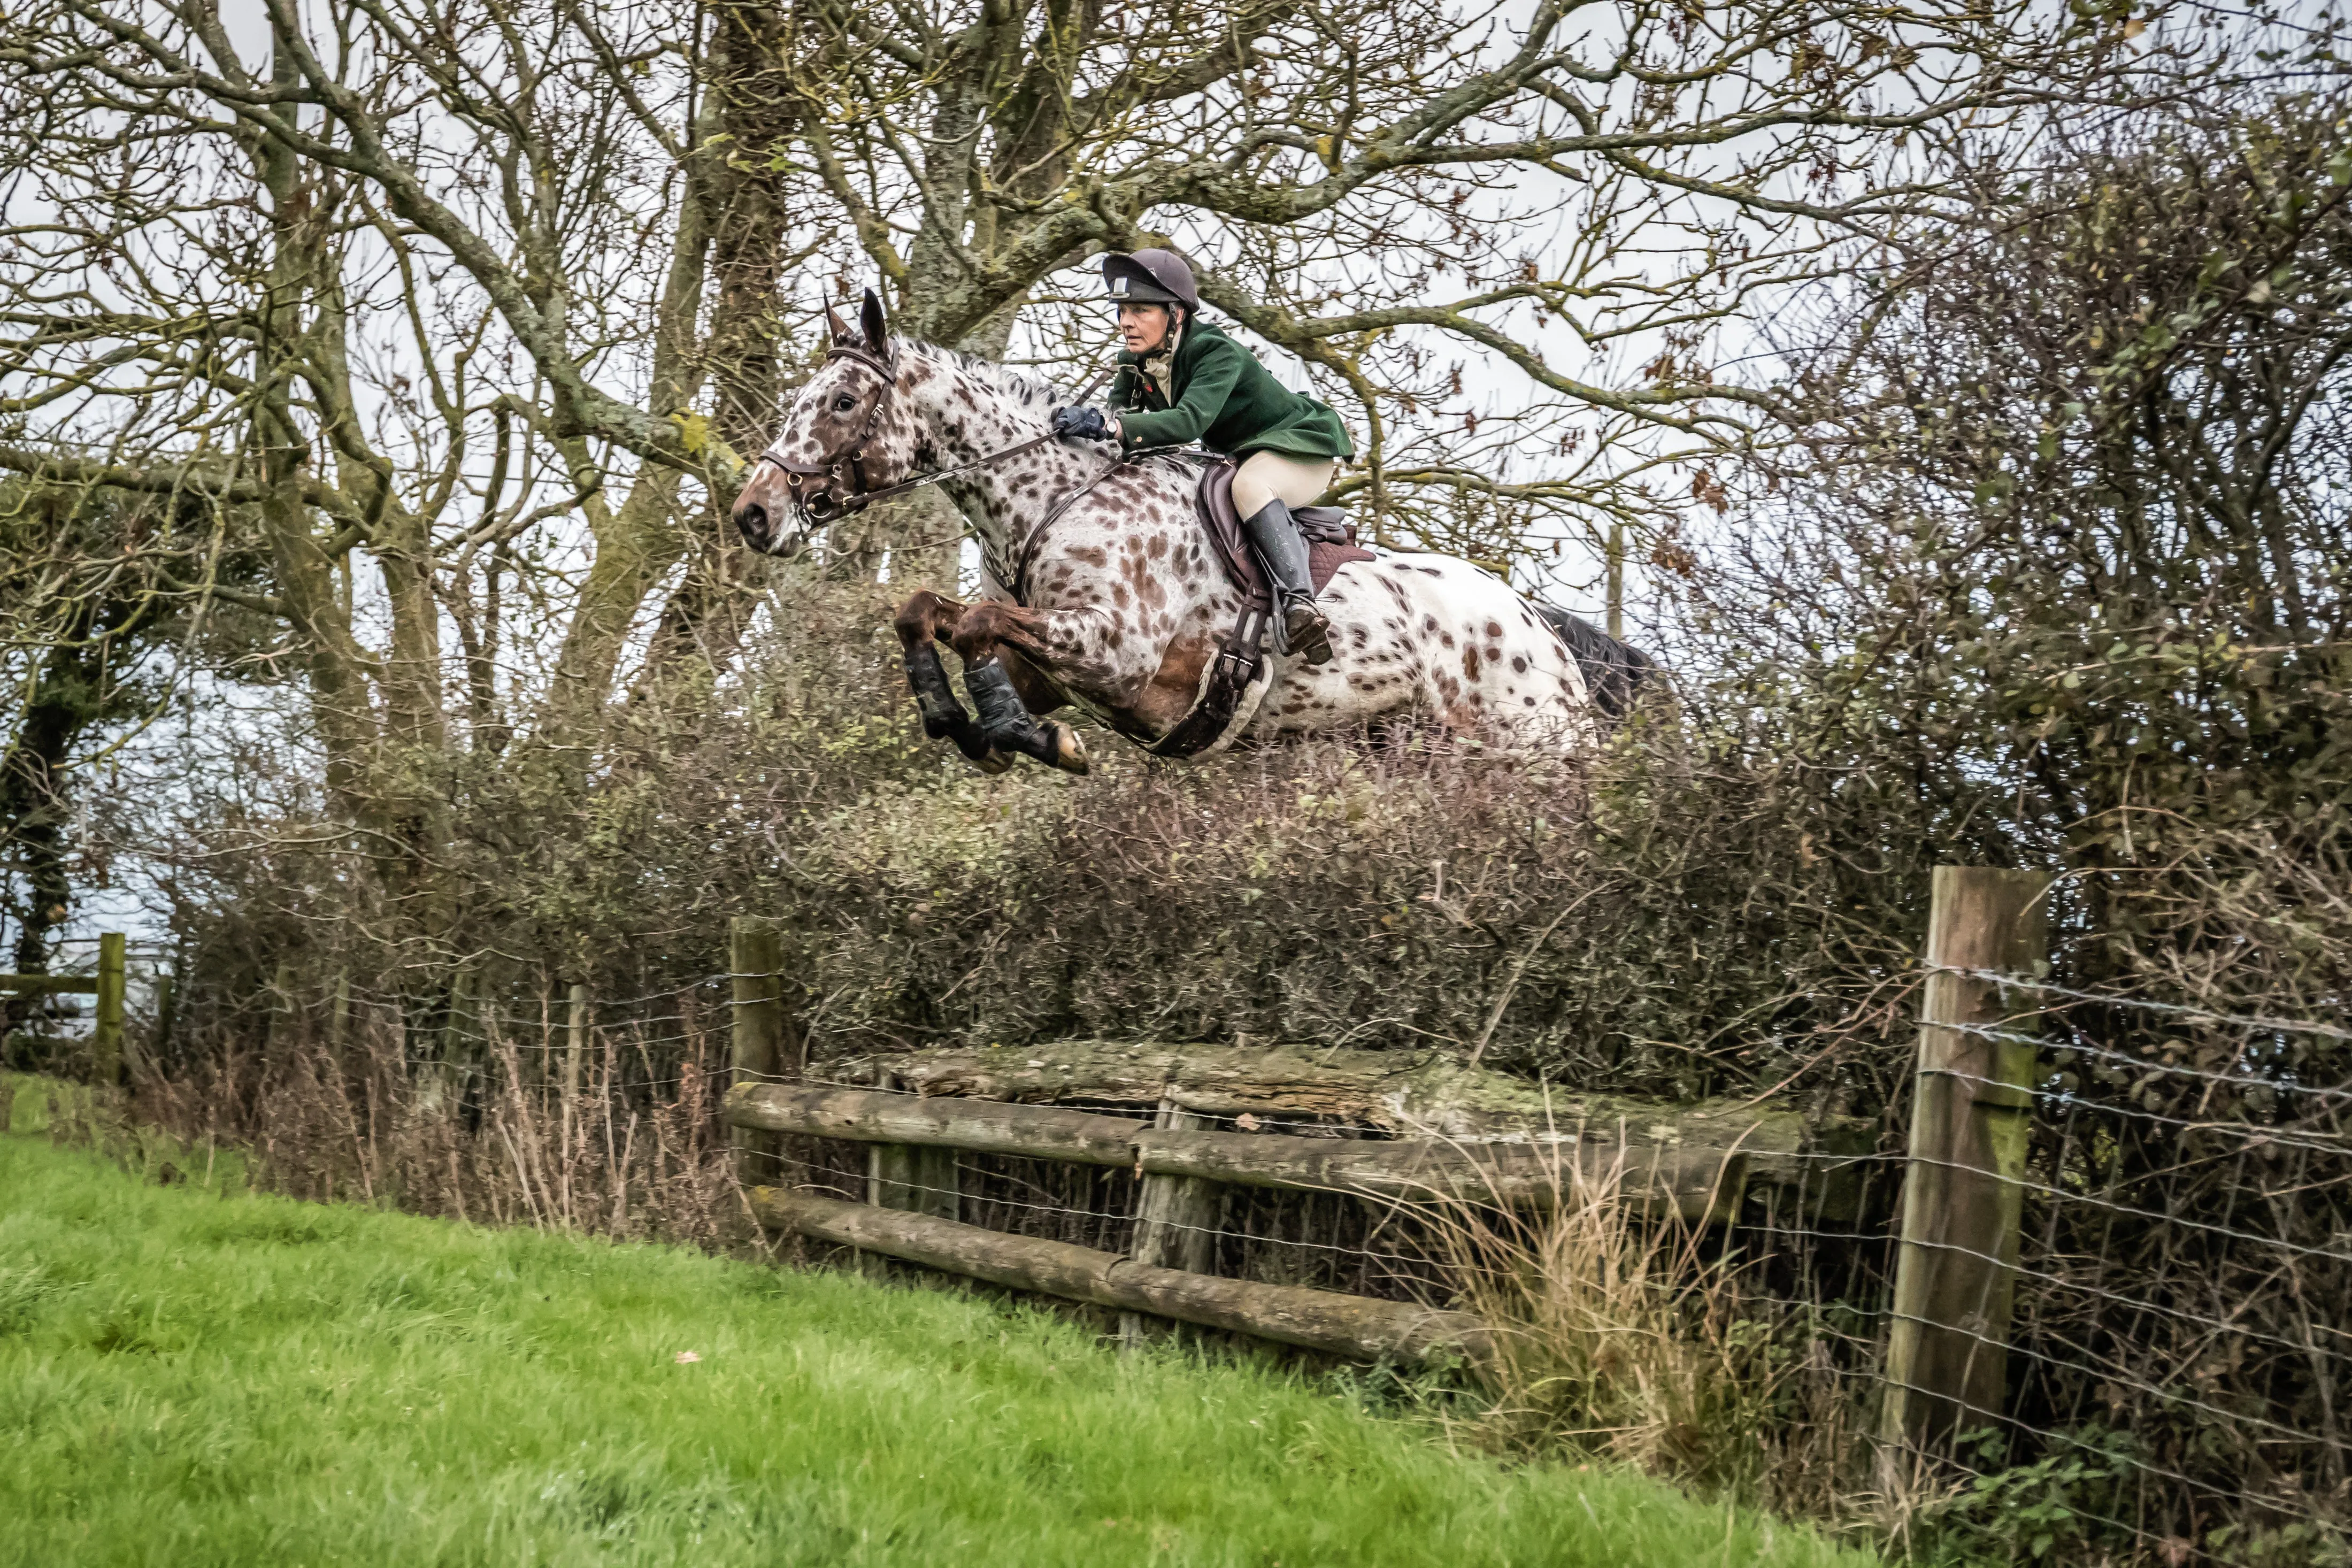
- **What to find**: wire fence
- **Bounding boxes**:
[91,943,2352,1566]
[1943,972,2352,1566]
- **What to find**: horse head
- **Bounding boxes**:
[732,290,921,557]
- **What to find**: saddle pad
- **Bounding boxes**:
[1194,462,1374,605]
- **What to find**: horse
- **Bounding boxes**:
[732,292,1619,774]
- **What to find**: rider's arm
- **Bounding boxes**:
[1116,339,1244,451]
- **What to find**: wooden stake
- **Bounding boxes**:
[91,932,126,1086]
[434,963,474,1110]
[1123,1100,1223,1348]
[564,983,589,1113]
[865,1068,960,1224]
[329,973,351,1071]
[728,918,785,1190]
[150,971,177,1071]
[868,1142,960,1221]
[862,1073,959,1280]
[1881,866,2050,1474]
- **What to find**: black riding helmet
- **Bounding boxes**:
[1101,249,1200,313]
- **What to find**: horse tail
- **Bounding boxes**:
[1533,605,1657,719]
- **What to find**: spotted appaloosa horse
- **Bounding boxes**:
[732,293,1601,773]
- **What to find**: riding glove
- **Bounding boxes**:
[1050,405,1112,441]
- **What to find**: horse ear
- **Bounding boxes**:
[824,301,852,344]
[859,288,889,357]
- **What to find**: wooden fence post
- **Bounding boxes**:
[91,932,126,1085]
[1123,1100,1223,1347]
[729,919,786,1190]
[152,967,178,1061]
[433,962,474,1111]
[328,972,351,1071]
[867,1078,960,1223]
[564,982,589,1121]
[1881,866,2051,1475]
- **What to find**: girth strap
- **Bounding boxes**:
[1146,598,1274,758]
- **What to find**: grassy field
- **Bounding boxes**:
[1,1079,1876,1567]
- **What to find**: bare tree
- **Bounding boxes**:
[0,0,2165,932]
[776,0,2157,592]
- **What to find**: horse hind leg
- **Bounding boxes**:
[950,606,1089,775]
[894,591,1011,773]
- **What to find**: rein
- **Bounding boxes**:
[759,344,1111,525]
[1001,443,1191,603]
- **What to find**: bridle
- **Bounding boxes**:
[757,340,1066,525]
[756,341,907,524]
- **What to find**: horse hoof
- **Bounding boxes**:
[1049,724,1089,774]
[975,748,1016,775]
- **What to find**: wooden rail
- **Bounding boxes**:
[724,1081,1747,1220]
[748,1188,1491,1365]
[0,974,99,995]
[827,1039,1874,1209]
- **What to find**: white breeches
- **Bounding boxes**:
[1232,452,1338,517]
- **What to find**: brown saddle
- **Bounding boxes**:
[1151,459,1375,759]
[1194,459,1374,603]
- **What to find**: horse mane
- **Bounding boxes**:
[903,340,1071,416]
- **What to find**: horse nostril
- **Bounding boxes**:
[736,500,767,543]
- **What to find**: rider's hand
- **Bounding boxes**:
[1051,405,1112,442]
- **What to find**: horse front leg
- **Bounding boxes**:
[894,591,1011,773]
[950,602,1090,774]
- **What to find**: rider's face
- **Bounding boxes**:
[1117,303,1173,355]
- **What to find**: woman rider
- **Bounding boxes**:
[1049,249,1354,667]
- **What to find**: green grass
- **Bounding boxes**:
[1,1082,1875,1567]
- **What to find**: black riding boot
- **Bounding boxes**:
[1240,498,1334,666]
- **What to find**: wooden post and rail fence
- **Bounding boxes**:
[724,866,2053,1464]
[1,931,128,1083]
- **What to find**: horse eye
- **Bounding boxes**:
[832,393,858,414]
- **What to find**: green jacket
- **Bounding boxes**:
[1111,321,1355,460]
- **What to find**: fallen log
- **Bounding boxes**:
[751,1186,1490,1365]
[726,1082,1146,1166]
[834,1041,1875,1214]
[725,1083,1748,1219]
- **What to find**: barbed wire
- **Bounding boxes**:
[1949,1018,2352,1106]
[1878,1373,2293,1549]
[1930,1060,2352,1159]
[1901,1147,2352,1265]
[1940,966,2352,1046]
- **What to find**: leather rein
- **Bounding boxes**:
[756,342,1108,529]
